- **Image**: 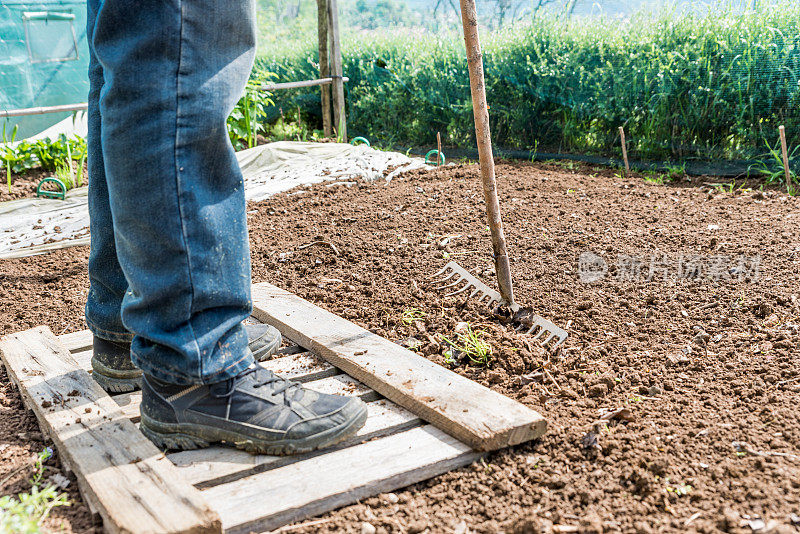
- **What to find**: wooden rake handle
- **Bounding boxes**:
[458,0,515,306]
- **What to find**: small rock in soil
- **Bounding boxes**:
[406,520,428,533]
[579,512,604,533]
[361,522,377,534]
[581,431,600,450]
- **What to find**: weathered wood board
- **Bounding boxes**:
[0,326,221,534]
[205,425,481,534]
[2,282,547,532]
[251,281,547,451]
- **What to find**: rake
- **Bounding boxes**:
[430,261,568,350]
[429,0,568,351]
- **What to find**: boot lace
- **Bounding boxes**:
[211,365,302,407]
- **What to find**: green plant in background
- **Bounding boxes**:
[227,71,276,150]
[442,323,493,366]
[256,0,800,165]
[54,162,75,190]
[750,137,799,192]
[663,163,686,181]
[2,123,19,193]
[0,448,69,534]
[74,142,88,188]
[642,173,664,185]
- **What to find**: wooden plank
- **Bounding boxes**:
[72,348,92,370]
[0,326,221,534]
[327,0,346,141]
[260,351,336,383]
[170,400,421,488]
[110,374,376,422]
[58,329,93,353]
[204,425,483,534]
[317,0,332,137]
[251,282,547,451]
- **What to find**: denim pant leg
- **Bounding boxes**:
[84,0,132,344]
[89,0,256,385]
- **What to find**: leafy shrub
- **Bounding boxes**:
[256,2,800,163]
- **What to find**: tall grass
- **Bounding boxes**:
[256,1,800,162]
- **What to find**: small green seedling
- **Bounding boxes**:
[442,323,493,366]
[0,448,70,534]
[400,308,426,325]
[2,123,19,193]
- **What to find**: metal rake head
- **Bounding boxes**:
[429,261,504,308]
[526,315,568,350]
[429,261,569,350]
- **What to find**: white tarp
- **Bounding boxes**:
[0,141,427,259]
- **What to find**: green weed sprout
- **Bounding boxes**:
[54,161,74,190]
[0,448,70,534]
[750,137,799,190]
[400,308,426,325]
[2,123,18,193]
[441,323,493,366]
[75,142,88,188]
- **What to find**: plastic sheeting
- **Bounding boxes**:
[0,141,427,259]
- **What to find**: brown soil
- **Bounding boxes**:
[0,167,88,202]
[1,161,799,533]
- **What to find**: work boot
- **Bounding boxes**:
[139,365,368,455]
[91,323,282,393]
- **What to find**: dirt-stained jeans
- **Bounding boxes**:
[84,0,256,385]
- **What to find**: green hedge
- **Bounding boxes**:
[255,2,800,162]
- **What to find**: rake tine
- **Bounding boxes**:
[432,270,459,285]
[445,282,476,297]
[434,276,466,291]
[468,288,482,299]
[428,263,454,279]
[540,333,557,346]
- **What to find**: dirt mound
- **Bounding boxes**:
[1,160,799,533]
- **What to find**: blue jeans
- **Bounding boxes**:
[84,0,256,385]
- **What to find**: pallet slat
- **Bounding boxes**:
[251,282,547,451]
[58,329,93,353]
[204,425,483,534]
[170,400,421,487]
[0,326,221,534]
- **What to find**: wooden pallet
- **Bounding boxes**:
[1,283,546,534]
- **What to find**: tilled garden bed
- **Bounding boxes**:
[1,161,798,533]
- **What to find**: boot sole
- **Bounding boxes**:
[91,355,143,393]
[139,403,369,456]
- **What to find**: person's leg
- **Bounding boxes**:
[92,0,256,385]
[90,0,368,454]
[84,0,147,393]
[84,0,130,346]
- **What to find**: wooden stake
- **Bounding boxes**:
[316,0,332,137]
[459,0,515,307]
[780,125,791,194]
[619,126,630,175]
[436,131,442,166]
[327,0,346,142]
